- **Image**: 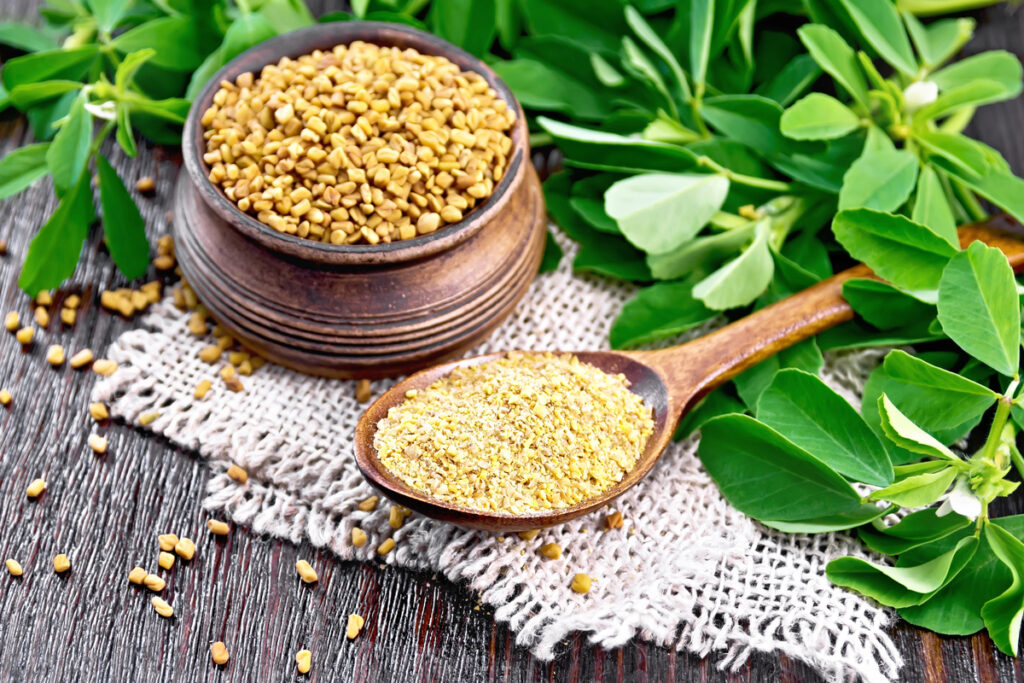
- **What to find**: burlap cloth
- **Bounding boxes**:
[93,231,902,681]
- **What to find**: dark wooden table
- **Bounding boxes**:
[1,2,1023,681]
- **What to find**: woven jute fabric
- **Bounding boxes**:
[93,231,902,682]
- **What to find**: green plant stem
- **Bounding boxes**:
[403,0,432,15]
[696,155,792,192]
[89,119,116,156]
[950,178,988,222]
[1010,439,1024,481]
[528,132,553,148]
[690,98,711,139]
[979,396,1014,467]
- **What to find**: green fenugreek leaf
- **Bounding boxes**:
[18,172,95,296]
[0,142,51,200]
[96,154,151,280]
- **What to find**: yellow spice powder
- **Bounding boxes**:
[374,352,654,514]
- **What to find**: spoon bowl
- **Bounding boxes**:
[354,218,1024,531]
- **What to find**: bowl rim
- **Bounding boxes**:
[182,20,528,266]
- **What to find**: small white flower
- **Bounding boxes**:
[936,475,982,520]
[904,80,939,113]
[84,100,117,121]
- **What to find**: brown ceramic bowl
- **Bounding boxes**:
[175,21,546,379]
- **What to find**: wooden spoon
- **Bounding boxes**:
[355,219,1024,531]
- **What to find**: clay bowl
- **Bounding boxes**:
[175,21,546,379]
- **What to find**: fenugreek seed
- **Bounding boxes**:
[53,554,70,573]
[128,566,147,584]
[153,254,175,270]
[570,573,592,594]
[296,649,312,675]
[194,379,213,399]
[346,614,365,640]
[539,543,561,560]
[26,478,46,498]
[416,212,440,234]
[199,345,222,363]
[6,559,23,576]
[34,306,49,327]
[208,519,230,536]
[46,344,65,366]
[139,411,160,425]
[4,311,18,331]
[15,326,34,345]
[351,527,367,547]
[64,294,80,309]
[517,530,539,541]
[211,641,229,666]
[0,390,11,406]
[158,534,179,552]
[227,464,248,484]
[174,537,195,560]
[144,573,166,592]
[237,360,253,376]
[220,365,237,380]
[0,239,7,255]
[35,291,52,306]
[93,359,118,376]
[66,348,92,369]
[295,559,318,584]
[89,402,109,421]
[223,375,244,393]
[151,596,174,618]
[355,379,372,403]
[377,538,395,555]
[60,308,76,325]
[388,505,405,530]
[158,551,175,570]
[357,496,378,512]
[137,176,156,194]
[605,511,624,530]
[88,434,108,454]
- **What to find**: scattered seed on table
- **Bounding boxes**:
[377,538,395,556]
[60,308,76,325]
[35,291,52,306]
[355,379,372,403]
[144,574,166,592]
[89,402,109,421]
[227,464,248,484]
[223,374,244,392]
[157,534,179,552]
[6,559,22,576]
[151,596,173,618]
[517,530,539,541]
[199,346,221,363]
[15,326,34,345]
[53,554,70,573]
[194,379,213,399]
[295,650,312,675]
[187,313,207,336]
[0,239,7,255]
[220,365,237,380]
[4,311,18,331]
[153,255,175,271]
[139,412,160,426]
[137,176,156,194]
[295,559,317,584]
[605,511,624,530]
[346,614,365,640]
[571,573,592,594]
[46,345,65,366]
[357,496,378,512]
[34,306,49,327]
[351,528,367,547]
[0,390,11,406]
[88,434,108,454]
[128,566,147,585]
[539,543,561,560]
[207,519,230,536]
[158,552,175,570]
[69,349,93,369]
[64,294,80,309]
[210,641,229,666]
[388,505,405,530]
[92,359,118,376]
[26,478,46,498]
[237,359,253,376]
[174,537,195,560]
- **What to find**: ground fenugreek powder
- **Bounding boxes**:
[374,352,654,514]
[201,41,515,245]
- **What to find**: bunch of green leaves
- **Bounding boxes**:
[519,0,1024,350]
[697,205,1024,655]
[0,0,315,295]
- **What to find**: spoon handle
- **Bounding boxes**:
[641,216,1024,410]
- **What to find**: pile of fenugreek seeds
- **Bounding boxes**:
[200,41,516,245]
[373,352,655,514]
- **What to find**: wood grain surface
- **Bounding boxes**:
[0,2,1022,681]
